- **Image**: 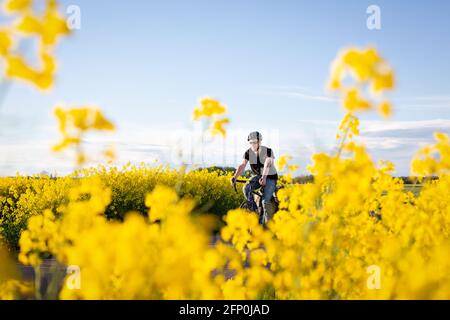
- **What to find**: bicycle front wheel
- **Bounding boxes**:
[240,201,259,215]
[240,201,251,210]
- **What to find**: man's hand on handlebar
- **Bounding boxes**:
[259,176,267,186]
[231,178,248,193]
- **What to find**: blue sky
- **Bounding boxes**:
[0,0,449,176]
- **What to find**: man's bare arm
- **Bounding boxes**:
[232,159,248,183]
[261,156,274,177]
[259,157,274,186]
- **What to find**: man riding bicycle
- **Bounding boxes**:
[230,131,278,224]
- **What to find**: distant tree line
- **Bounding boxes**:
[200,167,439,185]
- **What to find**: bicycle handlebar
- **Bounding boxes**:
[233,179,248,192]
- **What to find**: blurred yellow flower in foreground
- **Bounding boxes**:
[15,3,70,46]
[1,243,32,300]
[3,0,32,13]
[328,47,395,118]
[52,106,115,166]
[5,51,56,90]
[343,87,371,112]
[411,132,450,177]
[0,0,70,90]
[211,118,230,137]
[276,155,292,171]
[193,97,230,138]
[193,97,227,120]
[0,30,13,56]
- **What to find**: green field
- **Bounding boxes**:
[404,184,423,196]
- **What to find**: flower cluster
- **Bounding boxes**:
[0,165,244,252]
[0,0,70,90]
[193,97,230,138]
[328,47,394,119]
[0,245,32,300]
[276,155,299,185]
[52,106,116,166]
[411,132,450,177]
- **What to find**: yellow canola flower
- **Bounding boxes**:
[52,106,115,166]
[411,132,450,177]
[343,87,371,112]
[145,185,181,223]
[0,280,33,300]
[52,136,80,153]
[341,47,382,81]
[0,30,13,56]
[378,160,396,174]
[57,184,224,299]
[103,145,116,162]
[378,101,392,118]
[0,246,19,284]
[192,97,230,139]
[211,118,230,137]
[5,51,56,90]
[15,2,70,46]
[54,107,115,133]
[328,47,395,117]
[193,97,227,120]
[18,209,58,266]
[372,69,394,93]
[276,155,292,171]
[0,0,70,91]
[3,0,33,13]
[329,47,394,91]
[337,113,360,141]
[276,155,299,185]
[92,109,115,131]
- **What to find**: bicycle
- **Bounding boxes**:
[232,178,280,225]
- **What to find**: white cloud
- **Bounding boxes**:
[394,96,450,103]
[262,85,338,103]
[361,119,450,138]
[385,96,450,110]
[264,85,450,110]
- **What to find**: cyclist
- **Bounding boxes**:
[230,131,278,224]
